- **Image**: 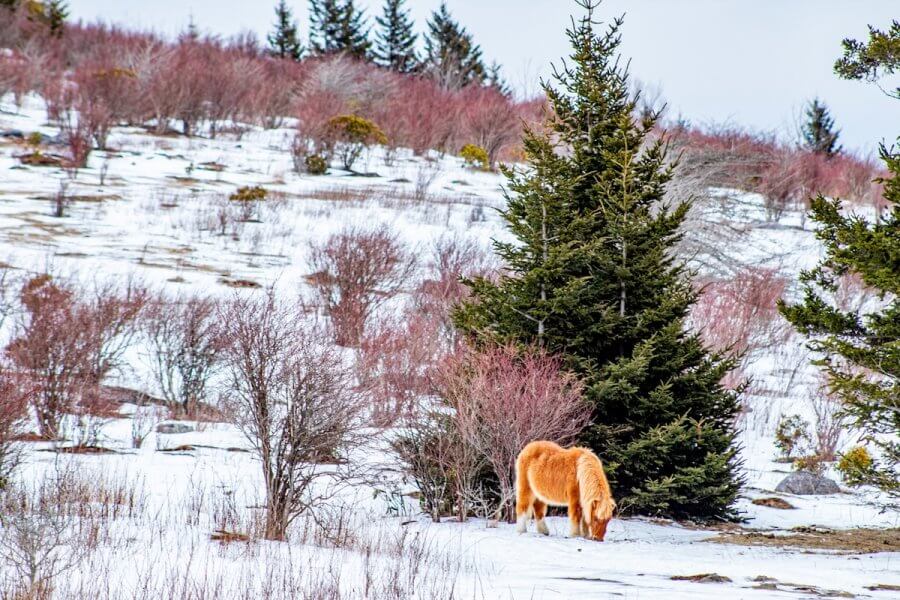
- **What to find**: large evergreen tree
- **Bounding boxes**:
[801,98,842,157]
[423,2,485,90]
[454,0,742,521]
[268,0,304,60]
[309,0,370,59]
[373,0,417,73]
[781,21,900,502]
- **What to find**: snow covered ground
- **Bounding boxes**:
[1,94,898,599]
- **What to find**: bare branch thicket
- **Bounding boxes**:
[446,344,589,523]
[307,226,416,347]
[0,266,20,335]
[392,408,484,523]
[143,292,225,416]
[689,266,792,359]
[355,314,443,427]
[413,160,441,202]
[412,235,495,347]
[811,376,847,463]
[82,277,148,385]
[220,292,364,540]
[6,275,146,440]
[0,363,29,489]
[6,275,96,440]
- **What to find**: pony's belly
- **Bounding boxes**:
[533,490,569,507]
[531,486,569,506]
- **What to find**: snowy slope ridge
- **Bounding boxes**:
[1,94,898,599]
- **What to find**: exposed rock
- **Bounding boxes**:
[775,471,840,495]
[156,422,194,434]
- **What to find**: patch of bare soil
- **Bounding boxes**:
[671,573,732,583]
[711,527,900,554]
[18,152,65,166]
[49,445,119,455]
[750,576,854,597]
[751,497,796,509]
[211,529,251,544]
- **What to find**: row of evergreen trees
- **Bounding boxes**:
[268,0,497,90]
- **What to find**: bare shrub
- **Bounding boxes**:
[220,292,363,540]
[6,275,145,440]
[0,483,85,598]
[0,363,29,489]
[130,397,161,449]
[413,159,441,202]
[444,344,589,523]
[143,293,224,416]
[6,275,96,440]
[461,86,521,168]
[307,226,415,347]
[392,409,484,523]
[811,384,845,463]
[51,180,70,218]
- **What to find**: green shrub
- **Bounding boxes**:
[26,132,42,148]
[325,115,388,171]
[305,154,328,175]
[229,185,268,202]
[837,446,875,486]
[774,414,811,460]
[460,144,490,170]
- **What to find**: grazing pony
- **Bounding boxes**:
[515,440,616,541]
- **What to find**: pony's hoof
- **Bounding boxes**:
[537,521,550,536]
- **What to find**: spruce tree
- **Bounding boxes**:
[268,0,304,60]
[781,20,900,502]
[802,98,842,157]
[454,0,742,521]
[424,2,486,90]
[835,20,899,100]
[309,0,370,59]
[374,0,417,73]
[46,0,67,37]
[487,61,512,97]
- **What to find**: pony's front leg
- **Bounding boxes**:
[568,501,583,537]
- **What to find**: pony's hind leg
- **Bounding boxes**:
[515,468,533,534]
[533,500,549,536]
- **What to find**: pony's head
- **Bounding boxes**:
[575,450,616,541]
[587,496,616,541]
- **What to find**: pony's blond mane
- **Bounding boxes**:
[576,449,616,521]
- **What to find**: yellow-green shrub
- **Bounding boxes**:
[229,185,268,202]
[305,154,328,175]
[325,115,388,171]
[460,144,490,170]
[837,446,874,486]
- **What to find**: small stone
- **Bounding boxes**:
[775,471,840,495]
[156,422,194,434]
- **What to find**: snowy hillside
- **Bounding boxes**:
[1,93,898,599]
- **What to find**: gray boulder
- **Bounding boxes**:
[775,471,840,495]
[156,422,194,435]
